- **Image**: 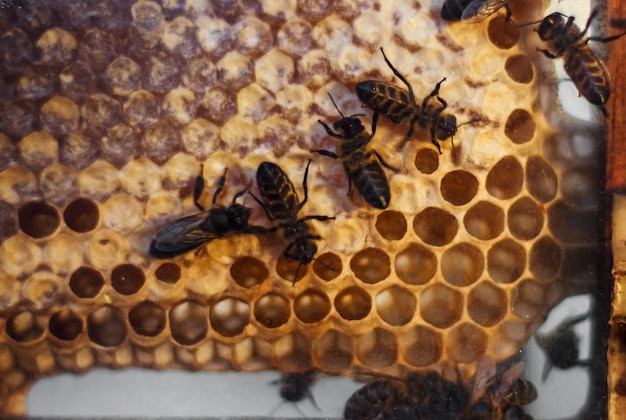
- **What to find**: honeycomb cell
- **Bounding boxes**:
[401,326,442,367]
[141,120,182,165]
[420,284,464,329]
[77,29,118,72]
[561,169,599,210]
[181,118,220,160]
[61,129,100,170]
[18,131,58,172]
[162,87,198,125]
[335,286,371,321]
[313,15,353,56]
[0,200,17,242]
[526,156,558,203]
[0,101,35,139]
[312,329,353,374]
[294,289,331,324]
[217,51,254,91]
[486,156,523,200]
[413,207,458,246]
[102,124,141,168]
[40,163,79,206]
[254,293,291,328]
[143,52,181,94]
[183,55,217,94]
[511,278,546,319]
[122,90,161,128]
[231,256,269,288]
[155,263,181,284]
[548,200,597,243]
[350,247,391,284]
[504,109,535,144]
[297,50,332,89]
[440,170,479,206]
[81,94,121,135]
[467,282,507,327]
[273,333,313,372]
[276,255,308,284]
[131,0,164,33]
[445,322,487,363]
[487,15,520,49]
[505,55,534,84]
[49,309,83,341]
[508,196,544,240]
[395,243,437,286]
[356,328,398,369]
[0,28,33,73]
[59,63,96,103]
[129,300,166,337]
[210,297,250,337]
[18,200,59,239]
[111,264,145,295]
[529,236,562,281]
[234,15,273,56]
[169,301,208,346]
[277,18,313,56]
[63,197,99,233]
[255,49,294,93]
[105,56,142,97]
[36,28,77,67]
[487,239,526,284]
[17,66,57,100]
[313,252,342,280]
[163,17,198,58]
[376,210,407,241]
[69,266,105,298]
[6,311,45,343]
[376,286,417,326]
[441,243,484,287]
[87,306,127,347]
[414,148,439,174]
[464,201,504,240]
[298,0,333,21]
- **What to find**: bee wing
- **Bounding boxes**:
[493,361,525,404]
[149,212,218,258]
[471,354,497,403]
[461,0,509,23]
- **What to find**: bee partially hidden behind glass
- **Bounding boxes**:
[269,370,320,416]
[441,0,515,23]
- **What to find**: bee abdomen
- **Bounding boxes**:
[356,81,415,124]
[564,47,610,105]
[350,160,391,209]
[441,0,473,21]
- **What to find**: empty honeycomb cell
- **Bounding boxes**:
[6,311,45,343]
[230,256,269,288]
[464,201,505,240]
[18,200,59,239]
[209,298,250,337]
[312,329,353,374]
[294,289,331,324]
[505,55,534,84]
[441,243,484,287]
[508,196,544,240]
[277,18,313,56]
[111,264,145,295]
[17,66,56,101]
[420,284,464,329]
[486,156,524,199]
[335,286,371,321]
[254,293,291,328]
[69,266,104,298]
[154,262,181,284]
[414,148,439,174]
[445,322,487,364]
[395,243,437,286]
[313,252,342,281]
[276,255,308,284]
[87,305,127,347]
[561,169,599,210]
[63,197,99,233]
[375,210,407,241]
[487,238,526,284]
[18,131,58,172]
[467,282,507,327]
[356,328,398,369]
[169,300,208,346]
[548,200,597,243]
[487,15,520,49]
[81,94,121,135]
[525,155,558,203]
[35,28,77,67]
[529,236,562,281]
[350,247,391,284]
[504,109,535,144]
[440,170,479,206]
[105,56,142,97]
[376,286,417,326]
[49,309,83,341]
[401,326,442,367]
[511,279,546,319]
[129,300,166,337]
[413,207,459,246]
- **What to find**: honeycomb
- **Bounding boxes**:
[0,0,604,415]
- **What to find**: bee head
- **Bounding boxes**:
[435,114,457,140]
[227,203,252,231]
[333,116,365,138]
[537,13,564,40]
[286,239,317,265]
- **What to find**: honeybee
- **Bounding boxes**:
[441,0,514,23]
[149,166,270,258]
[270,370,320,416]
[251,160,334,285]
[356,48,457,155]
[344,378,410,419]
[314,93,397,209]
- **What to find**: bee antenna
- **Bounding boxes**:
[451,137,457,162]
[518,19,543,28]
[327,93,346,118]
[292,262,303,286]
[312,257,340,273]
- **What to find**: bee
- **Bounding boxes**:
[314,93,397,209]
[270,370,321,416]
[355,48,457,155]
[250,160,334,285]
[344,378,410,420]
[405,370,469,419]
[149,166,270,258]
[525,8,626,111]
[441,0,514,23]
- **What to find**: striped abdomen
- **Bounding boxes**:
[356,81,418,124]
[256,162,299,221]
[564,46,610,105]
[345,155,391,209]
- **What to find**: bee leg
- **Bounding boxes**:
[295,159,313,214]
[576,7,599,41]
[379,47,418,106]
[536,47,561,59]
[588,31,626,44]
[211,167,228,205]
[372,150,399,172]
[299,215,335,223]
[318,119,346,139]
[193,164,207,211]
[430,123,443,154]
[370,110,379,136]
[504,4,512,26]
[249,191,276,221]
[422,78,447,109]
[312,149,339,159]
[346,170,354,196]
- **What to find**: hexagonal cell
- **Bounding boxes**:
[487,238,526,284]
[375,210,407,241]
[335,286,372,321]
[154,262,181,284]
[356,328,398,369]
[18,200,60,238]
[313,252,342,280]
[526,156,558,203]
[111,263,145,295]
[350,247,391,284]
[69,266,104,298]
[487,15,520,49]
[441,242,484,287]
[467,281,507,327]
[548,200,597,244]
[505,55,534,84]
[312,329,353,374]
[508,196,544,240]
[169,300,208,346]
[87,305,127,347]
[504,109,535,144]
[209,297,250,337]
[420,284,464,329]
[395,243,437,286]
[254,293,291,329]
[49,309,83,341]
[376,285,417,326]
[445,322,488,363]
[129,300,166,337]
[231,256,268,288]
[413,207,458,246]
[276,254,308,284]
[273,332,313,372]
[6,311,45,343]
[414,148,439,174]
[486,156,523,200]
[464,201,504,240]
[440,170,479,206]
[294,289,331,324]
[400,326,442,367]
[63,197,99,233]
[529,236,563,281]
[511,278,546,319]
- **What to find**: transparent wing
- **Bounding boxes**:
[149,212,218,258]
[493,361,525,404]
[461,0,510,23]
